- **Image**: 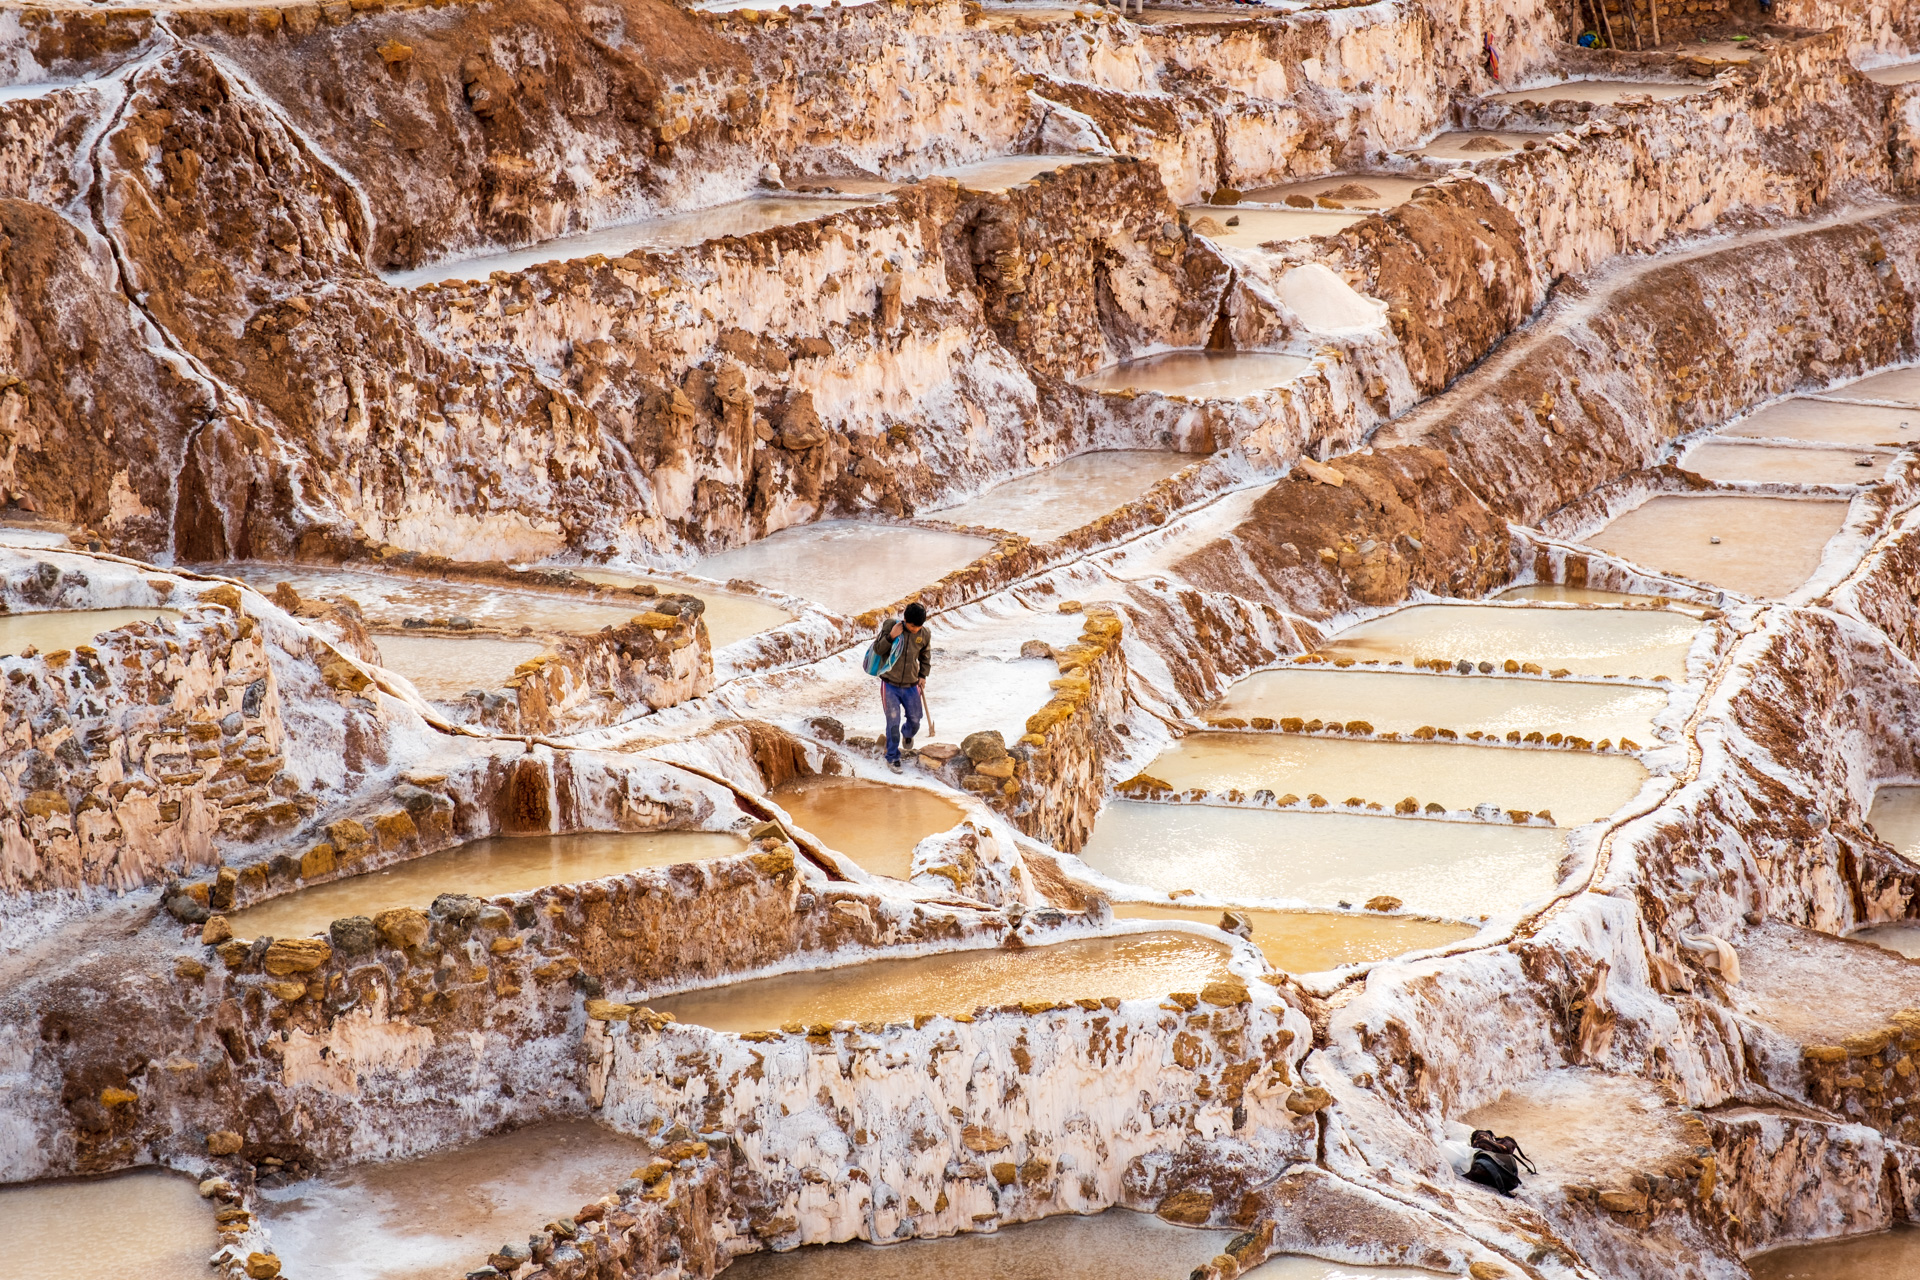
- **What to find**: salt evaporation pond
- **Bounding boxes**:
[256,1121,648,1280]
[1721,398,1919,446]
[1824,366,1920,404]
[1312,603,1699,680]
[1679,441,1893,485]
[926,450,1193,540]
[1493,585,1685,606]
[0,1168,212,1280]
[1486,79,1700,105]
[222,564,651,634]
[1412,131,1522,161]
[1146,733,1647,824]
[692,522,993,616]
[770,776,965,880]
[937,155,1102,191]
[655,932,1234,1032]
[1183,208,1365,246]
[1079,801,1568,920]
[1584,495,1850,599]
[1868,785,1920,856]
[1113,901,1477,973]
[374,634,549,701]
[386,196,879,287]
[1234,174,1428,210]
[1749,1225,1920,1278]
[566,567,792,647]
[1076,351,1310,398]
[1208,667,1666,742]
[230,830,747,939]
[1850,923,1920,959]
[1865,62,1920,86]
[722,1208,1441,1280]
[0,608,182,657]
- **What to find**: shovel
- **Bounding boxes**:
[920,682,937,738]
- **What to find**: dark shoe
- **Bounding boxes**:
[903,736,916,752]
[888,759,903,774]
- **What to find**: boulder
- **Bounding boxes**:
[375,906,431,950]
[263,938,331,976]
[330,915,377,956]
[961,730,1008,763]
[206,1130,244,1155]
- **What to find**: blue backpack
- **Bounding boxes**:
[864,622,904,678]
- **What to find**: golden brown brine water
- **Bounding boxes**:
[0,608,182,658]
[1312,603,1699,679]
[373,634,550,700]
[1584,495,1850,598]
[1078,801,1566,920]
[1076,351,1310,398]
[1111,902,1477,973]
[692,522,994,617]
[1722,397,1919,445]
[565,568,793,647]
[0,1168,212,1280]
[1207,667,1666,742]
[1747,1226,1920,1278]
[654,933,1235,1033]
[926,451,1194,541]
[254,1121,648,1280]
[222,564,651,634]
[1678,441,1893,485]
[1492,585,1683,606]
[770,776,965,880]
[1145,733,1647,825]
[230,830,747,939]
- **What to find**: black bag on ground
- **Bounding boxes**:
[1463,1129,1536,1196]
[1465,1150,1522,1196]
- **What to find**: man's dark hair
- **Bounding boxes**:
[903,602,928,626]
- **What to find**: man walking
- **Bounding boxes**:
[868,601,932,773]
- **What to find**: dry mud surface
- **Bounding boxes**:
[9,0,1920,1278]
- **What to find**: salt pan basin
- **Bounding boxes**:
[1823,366,1920,405]
[1850,923,1920,959]
[1079,802,1568,920]
[1584,495,1850,599]
[1486,78,1700,104]
[1494,585,1685,606]
[1077,350,1310,398]
[0,608,181,658]
[1113,901,1476,973]
[1209,667,1665,742]
[387,197,878,287]
[1146,733,1647,824]
[770,776,965,880]
[1182,207,1365,247]
[1412,131,1523,161]
[1868,785,1920,857]
[1233,175,1428,210]
[926,451,1194,540]
[1749,1225,1920,1278]
[721,1208,1441,1280]
[655,932,1233,1032]
[374,634,549,701]
[692,522,993,616]
[937,155,1102,191]
[1679,441,1893,485]
[0,1168,212,1280]
[256,1121,648,1280]
[230,830,747,939]
[1865,62,1920,85]
[1313,603,1699,679]
[224,565,650,634]
[565,567,792,647]
[1721,398,1920,446]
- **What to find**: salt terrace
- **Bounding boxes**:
[8,0,1920,1276]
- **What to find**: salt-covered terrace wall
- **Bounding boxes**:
[591,973,1317,1253]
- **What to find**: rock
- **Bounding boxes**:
[1321,181,1382,200]
[375,906,431,950]
[585,999,636,1022]
[263,937,331,976]
[330,915,377,956]
[917,742,960,761]
[377,39,413,63]
[1364,895,1403,912]
[807,715,845,742]
[206,1130,244,1156]
[1597,1187,1649,1214]
[300,844,335,880]
[489,1243,532,1270]
[244,1253,282,1279]
[166,894,212,924]
[1058,600,1083,613]
[1200,979,1248,1006]
[776,392,829,449]
[1296,457,1344,486]
[1209,187,1241,205]
[1461,135,1511,152]
[961,1124,1010,1151]
[962,730,1008,763]
[1285,1087,1333,1114]
[1019,639,1054,659]
[201,915,234,945]
[973,757,1016,780]
[199,1177,233,1199]
[1190,215,1228,236]
[174,957,207,980]
[1156,1188,1215,1224]
[1467,1265,1509,1280]
[100,1085,138,1106]
[748,819,789,842]
[431,893,483,926]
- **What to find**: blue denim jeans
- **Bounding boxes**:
[881,681,923,763]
